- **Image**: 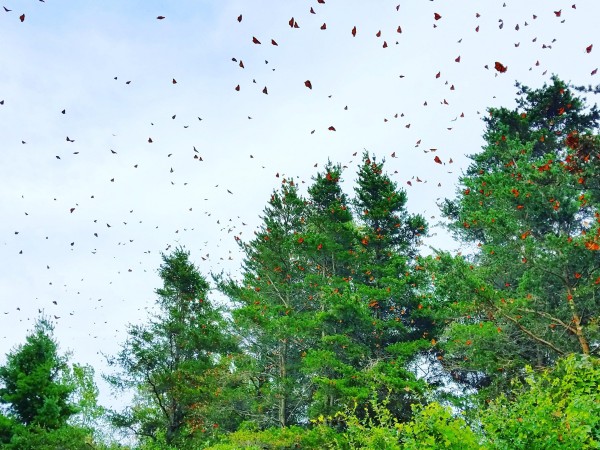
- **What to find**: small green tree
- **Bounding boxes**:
[0,316,96,449]
[0,317,78,429]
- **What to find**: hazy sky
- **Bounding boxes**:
[1,0,598,409]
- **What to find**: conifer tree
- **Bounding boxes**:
[218,179,312,428]
[300,162,374,418]
[351,153,432,420]
[106,248,238,447]
[0,317,92,449]
[432,77,600,392]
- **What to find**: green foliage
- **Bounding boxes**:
[106,247,239,447]
[0,317,78,429]
[483,355,600,449]
[0,317,107,449]
[204,425,339,450]
[433,77,600,394]
[398,403,483,450]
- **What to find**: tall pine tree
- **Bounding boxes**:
[106,248,238,447]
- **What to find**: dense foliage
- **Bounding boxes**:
[1,77,598,448]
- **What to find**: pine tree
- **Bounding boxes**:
[351,153,432,421]
[0,317,93,449]
[218,178,312,428]
[0,317,78,429]
[433,77,600,392]
[106,248,238,447]
[300,162,374,419]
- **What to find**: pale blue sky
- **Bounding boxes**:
[1,0,598,409]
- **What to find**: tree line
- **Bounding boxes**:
[1,76,599,449]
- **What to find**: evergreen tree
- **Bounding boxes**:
[106,248,238,448]
[0,317,94,449]
[300,162,374,419]
[0,317,78,429]
[432,77,600,392]
[218,178,312,428]
[351,153,432,421]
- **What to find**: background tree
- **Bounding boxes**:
[0,316,95,449]
[106,248,238,448]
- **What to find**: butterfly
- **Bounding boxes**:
[351,26,357,37]
[156,16,165,20]
[434,13,442,20]
[494,61,508,73]
[237,14,242,22]
[304,80,312,89]
[252,36,261,44]
[434,156,442,164]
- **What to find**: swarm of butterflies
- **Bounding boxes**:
[0,1,596,361]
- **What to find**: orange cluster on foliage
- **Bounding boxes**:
[585,241,600,251]
[565,131,580,149]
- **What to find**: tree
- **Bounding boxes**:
[0,316,96,449]
[431,77,600,392]
[106,248,238,448]
[351,153,432,421]
[0,317,78,429]
[299,162,381,420]
[218,178,313,428]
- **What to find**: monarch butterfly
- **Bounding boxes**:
[494,61,508,73]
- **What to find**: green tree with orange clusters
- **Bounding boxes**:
[429,76,600,393]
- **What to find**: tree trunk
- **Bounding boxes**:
[278,340,287,427]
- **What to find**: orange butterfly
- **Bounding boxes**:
[494,61,508,73]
